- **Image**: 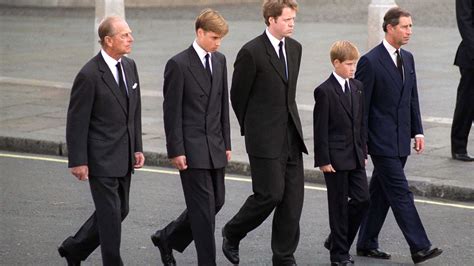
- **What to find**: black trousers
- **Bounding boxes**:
[223,124,305,265]
[451,67,474,154]
[159,168,225,266]
[324,167,369,262]
[60,173,131,266]
[357,156,431,253]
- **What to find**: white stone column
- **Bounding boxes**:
[94,0,125,53]
[367,0,397,49]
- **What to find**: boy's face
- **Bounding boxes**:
[333,59,357,79]
[196,28,224,53]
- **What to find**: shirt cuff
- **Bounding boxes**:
[415,134,424,138]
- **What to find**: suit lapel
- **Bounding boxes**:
[97,53,128,115]
[350,79,360,119]
[377,44,403,90]
[122,58,135,113]
[399,49,413,103]
[261,33,287,83]
[187,46,211,96]
[330,74,352,118]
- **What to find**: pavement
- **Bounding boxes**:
[0,4,473,202]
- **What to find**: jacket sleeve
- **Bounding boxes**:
[221,55,232,151]
[162,59,185,158]
[313,87,330,167]
[456,0,474,60]
[66,71,95,167]
[409,57,423,137]
[132,60,143,153]
[230,47,256,136]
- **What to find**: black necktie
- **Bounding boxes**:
[344,80,352,107]
[278,41,287,79]
[395,49,403,80]
[116,62,128,98]
[205,53,212,82]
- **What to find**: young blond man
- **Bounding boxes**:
[313,41,369,266]
[151,9,231,266]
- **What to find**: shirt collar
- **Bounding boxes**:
[332,71,349,90]
[101,49,121,67]
[265,28,285,53]
[383,38,398,55]
[192,40,210,62]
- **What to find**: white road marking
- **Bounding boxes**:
[2,152,473,210]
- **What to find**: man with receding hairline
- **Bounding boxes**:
[58,16,144,266]
[354,7,442,264]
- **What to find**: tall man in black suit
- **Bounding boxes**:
[451,0,474,162]
[355,8,442,264]
[58,16,144,266]
[222,1,307,265]
[151,9,231,266]
[313,41,369,266]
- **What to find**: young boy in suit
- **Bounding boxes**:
[313,41,369,266]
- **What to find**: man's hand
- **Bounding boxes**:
[70,165,89,181]
[414,136,425,154]
[171,155,188,171]
[134,152,145,169]
[226,150,232,162]
[319,164,336,173]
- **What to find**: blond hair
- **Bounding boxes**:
[330,40,360,63]
[195,8,229,36]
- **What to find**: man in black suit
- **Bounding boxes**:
[355,8,442,264]
[58,16,144,266]
[313,41,369,266]
[150,9,231,266]
[222,1,307,265]
[451,0,474,162]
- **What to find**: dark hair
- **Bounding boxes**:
[383,7,411,32]
[195,8,229,36]
[262,0,298,26]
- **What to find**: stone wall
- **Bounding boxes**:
[0,0,260,7]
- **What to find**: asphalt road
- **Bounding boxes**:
[1,152,473,265]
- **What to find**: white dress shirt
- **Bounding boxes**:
[193,40,212,73]
[265,28,286,62]
[332,72,350,93]
[101,49,127,88]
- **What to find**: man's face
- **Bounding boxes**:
[388,16,412,48]
[334,59,357,79]
[106,20,134,57]
[268,7,296,40]
[196,29,223,53]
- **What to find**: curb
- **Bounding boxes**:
[0,136,472,202]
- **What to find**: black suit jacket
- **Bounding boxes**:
[230,32,307,158]
[313,74,366,170]
[163,46,231,169]
[66,52,143,177]
[454,0,474,68]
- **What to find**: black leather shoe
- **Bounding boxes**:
[411,247,443,264]
[222,229,239,264]
[57,245,81,266]
[356,248,391,259]
[331,260,351,266]
[324,238,354,263]
[452,153,474,162]
[151,230,176,266]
